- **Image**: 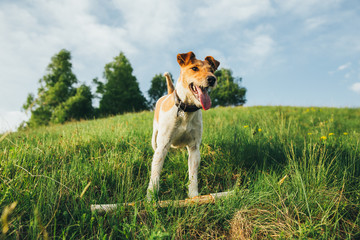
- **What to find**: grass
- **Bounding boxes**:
[0,106,359,239]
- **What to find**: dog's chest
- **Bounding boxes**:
[170,113,202,148]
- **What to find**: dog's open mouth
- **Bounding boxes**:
[189,83,211,110]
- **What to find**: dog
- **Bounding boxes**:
[147,51,220,200]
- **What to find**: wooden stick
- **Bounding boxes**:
[91,191,234,213]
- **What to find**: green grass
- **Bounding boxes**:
[1,106,359,239]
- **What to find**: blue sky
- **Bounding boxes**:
[1,0,360,133]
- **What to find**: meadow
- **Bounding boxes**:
[1,106,359,239]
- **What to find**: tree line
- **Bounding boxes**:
[22,49,246,129]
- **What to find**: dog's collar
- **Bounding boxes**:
[174,90,201,114]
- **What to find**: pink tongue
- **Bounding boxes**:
[196,86,211,110]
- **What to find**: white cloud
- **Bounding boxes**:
[0,111,29,133]
[0,0,135,112]
[0,0,359,113]
[338,62,351,71]
[275,0,342,16]
[0,0,140,65]
[112,0,181,47]
[329,62,356,81]
[245,35,275,63]
[233,25,277,70]
[32,0,134,58]
[239,34,277,71]
[350,82,360,94]
[195,0,274,31]
[304,16,327,31]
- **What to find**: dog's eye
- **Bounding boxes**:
[192,67,199,71]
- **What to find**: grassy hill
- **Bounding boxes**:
[1,106,359,239]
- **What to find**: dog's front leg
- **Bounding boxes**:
[187,145,201,198]
[147,143,170,200]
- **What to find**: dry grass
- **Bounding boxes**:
[229,208,295,240]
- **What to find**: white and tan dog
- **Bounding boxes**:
[147,51,220,200]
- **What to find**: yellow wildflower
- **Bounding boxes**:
[320,136,327,140]
[328,133,334,136]
[243,125,249,128]
[307,133,312,135]
[258,128,262,132]
[343,132,348,135]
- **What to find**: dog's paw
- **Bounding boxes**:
[188,191,199,199]
[146,189,156,202]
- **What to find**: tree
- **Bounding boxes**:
[147,73,173,108]
[209,68,246,107]
[51,84,94,124]
[22,49,94,127]
[95,52,148,115]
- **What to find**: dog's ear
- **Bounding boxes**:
[205,56,220,71]
[177,52,196,66]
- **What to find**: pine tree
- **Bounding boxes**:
[22,49,93,127]
[95,52,148,115]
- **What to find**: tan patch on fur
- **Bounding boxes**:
[161,93,175,112]
[154,93,175,123]
[154,95,167,123]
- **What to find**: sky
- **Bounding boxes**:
[1,0,360,133]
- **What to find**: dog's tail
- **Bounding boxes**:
[164,72,175,94]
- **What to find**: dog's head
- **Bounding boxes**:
[177,51,220,110]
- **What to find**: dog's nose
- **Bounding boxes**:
[207,76,216,87]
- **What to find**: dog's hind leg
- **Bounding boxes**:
[151,122,158,151]
[151,129,158,151]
